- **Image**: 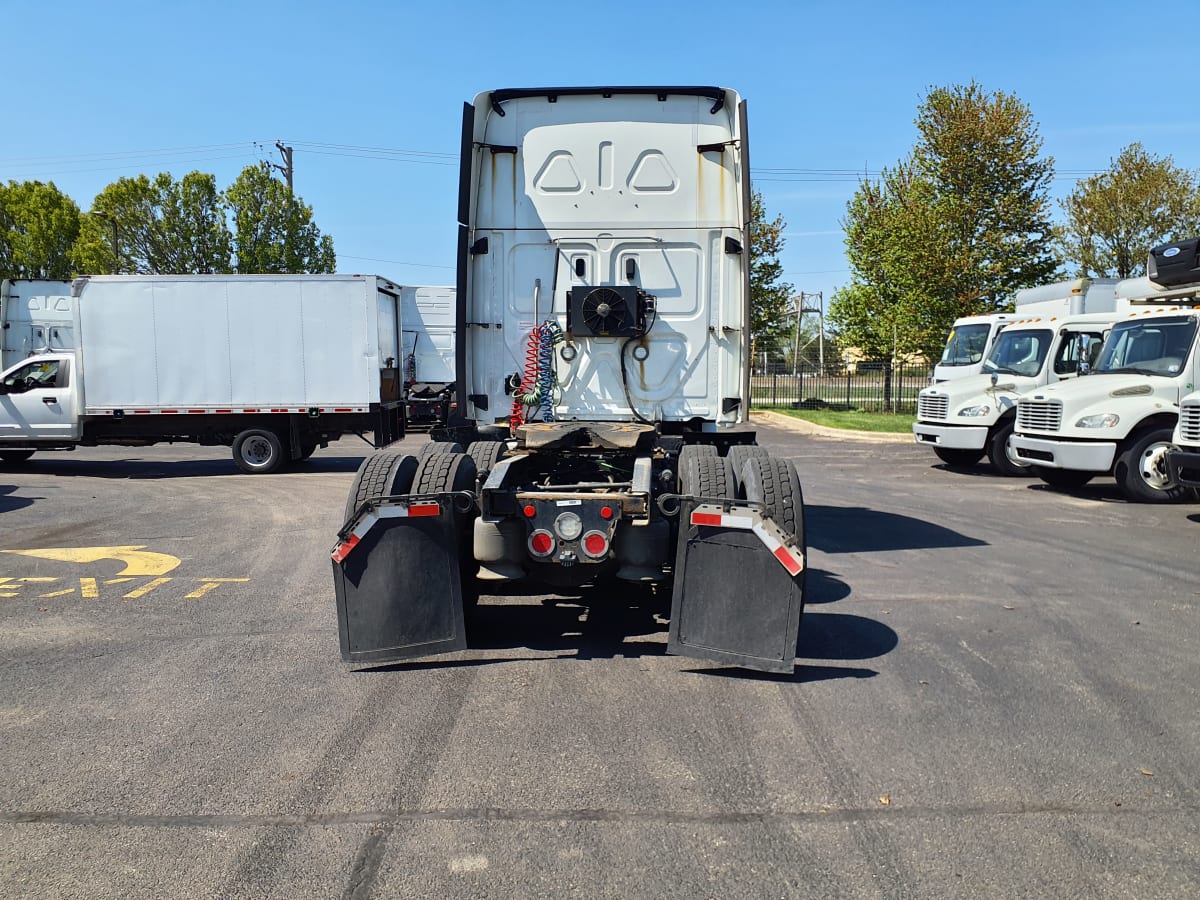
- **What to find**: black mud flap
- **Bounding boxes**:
[667,500,804,674]
[332,499,466,665]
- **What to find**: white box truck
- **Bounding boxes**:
[1010,248,1200,502]
[913,278,1126,475]
[400,285,456,428]
[932,278,1118,382]
[332,86,808,674]
[0,274,406,472]
[0,279,75,369]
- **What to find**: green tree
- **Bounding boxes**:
[831,82,1059,364]
[0,180,82,280]
[225,163,335,273]
[1060,143,1200,278]
[749,190,793,361]
[74,171,232,274]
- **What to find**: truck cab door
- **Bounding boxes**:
[0,355,80,441]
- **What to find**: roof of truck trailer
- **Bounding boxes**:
[1116,275,1200,302]
[481,86,736,113]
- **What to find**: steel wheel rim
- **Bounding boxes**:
[242,436,273,466]
[1139,442,1175,490]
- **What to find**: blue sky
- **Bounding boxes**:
[5,0,1197,313]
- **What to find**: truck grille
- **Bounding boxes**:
[1179,404,1200,444]
[1017,399,1062,433]
[918,394,949,421]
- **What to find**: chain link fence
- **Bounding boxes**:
[750,361,931,414]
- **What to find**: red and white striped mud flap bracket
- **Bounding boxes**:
[667,500,806,674]
[330,496,467,666]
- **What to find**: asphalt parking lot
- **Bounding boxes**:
[1,419,1198,898]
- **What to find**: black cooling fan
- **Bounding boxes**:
[568,285,644,337]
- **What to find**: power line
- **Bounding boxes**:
[338,254,455,269]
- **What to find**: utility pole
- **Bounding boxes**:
[272,141,294,190]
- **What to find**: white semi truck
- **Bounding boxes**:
[914,278,1125,475]
[332,86,807,674]
[1010,244,1200,502]
[0,279,76,369]
[932,278,1118,382]
[400,285,456,428]
[0,274,407,472]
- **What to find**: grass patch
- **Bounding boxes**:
[761,407,915,433]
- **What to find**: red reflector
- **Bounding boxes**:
[523,504,537,518]
[691,512,724,527]
[583,532,609,557]
[331,533,361,563]
[529,530,554,556]
[407,503,440,517]
[773,545,803,576]
[600,505,614,519]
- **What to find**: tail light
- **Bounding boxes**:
[528,529,555,557]
[581,530,610,559]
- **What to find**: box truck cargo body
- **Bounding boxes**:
[0,274,405,472]
[400,285,456,427]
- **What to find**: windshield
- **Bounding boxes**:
[939,323,995,366]
[1094,316,1198,376]
[982,329,1052,377]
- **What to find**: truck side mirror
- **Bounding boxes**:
[1076,335,1090,375]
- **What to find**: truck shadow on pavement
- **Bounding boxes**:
[367,568,896,683]
[806,504,987,552]
[0,485,35,514]
[8,456,366,479]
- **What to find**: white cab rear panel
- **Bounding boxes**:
[461,87,749,426]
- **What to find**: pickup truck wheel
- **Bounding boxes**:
[344,451,420,523]
[727,444,768,496]
[741,457,804,542]
[1033,467,1095,490]
[0,450,35,464]
[1115,427,1190,503]
[232,429,285,474]
[933,447,985,467]
[987,420,1031,477]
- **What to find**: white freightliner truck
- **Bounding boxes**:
[332,86,807,674]
[399,285,457,428]
[914,279,1124,475]
[1009,243,1200,502]
[932,278,1118,383]
[0,274,407,472]
[0,279,76,370]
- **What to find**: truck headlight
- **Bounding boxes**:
[1075,413,1119,428]
[958,405,991,417]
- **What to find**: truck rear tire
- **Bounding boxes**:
[232,428,285,474]
[679,454,735,499]
[344,452,420,523]
[418,441,464,460]
[1033,467,1094,490]
[933,447,985,468]
[727,444,768,495]
[987,420,1031,477]
[740,457,804,542]
[0,450,35,464]
[467,440,505,476]
[412,451,480,609]
[1115,427,1192,503]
